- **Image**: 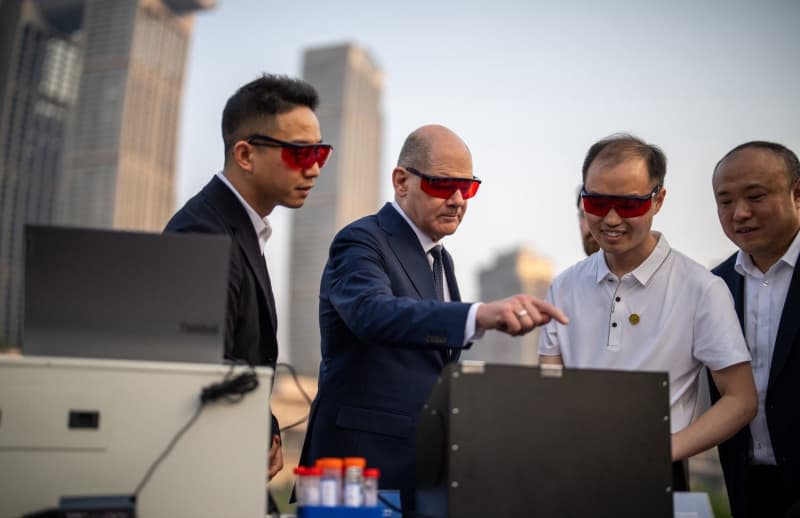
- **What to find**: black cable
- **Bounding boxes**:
[276,362,313,432]
[201,364,259,403]
[133,364,259,497]
[133,402,204,497]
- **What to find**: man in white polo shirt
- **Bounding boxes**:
[539,133,757,490]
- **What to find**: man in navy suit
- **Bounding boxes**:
[298,124,567,509]
[165,74,333,480]
[711,141,800,517]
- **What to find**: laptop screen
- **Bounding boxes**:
[23,225,231,364]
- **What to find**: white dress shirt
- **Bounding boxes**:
[735,229,800,465]
[390,201,481,344]
[216,172,272,259]
[539,233,751,433]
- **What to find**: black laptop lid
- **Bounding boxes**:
[23,225,231,363]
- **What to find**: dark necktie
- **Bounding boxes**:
[430,245,445,301]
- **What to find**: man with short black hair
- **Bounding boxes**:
[165,74,333,480]
[712,141,800,517]
[540,133,757,490]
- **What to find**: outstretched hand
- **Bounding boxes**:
[476,294,568,337]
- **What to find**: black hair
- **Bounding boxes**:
[714,140,800,185]
[221,74,319,158]
[581,133,667,186]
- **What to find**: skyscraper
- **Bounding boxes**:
[0,0,212,348]
[289,43,383,375]
[56,0,213,229]
[463,246,553,365]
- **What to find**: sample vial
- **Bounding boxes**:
[302,466,322,506]
[316,457,343,507]
[343,457,366,507]
[293,467,306,506]
[363,467,380,507]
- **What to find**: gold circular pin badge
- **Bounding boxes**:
[629,313,640,325]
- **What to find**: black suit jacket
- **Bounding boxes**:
[299,203,472,500]
[165,175,279,432]
[711,250,800,517]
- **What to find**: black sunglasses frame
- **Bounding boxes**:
[245,133,333,151]
[405,167,481,185]
[580,184,661,202]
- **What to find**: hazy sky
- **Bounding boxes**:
[177,0,800,354]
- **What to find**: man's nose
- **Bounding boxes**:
[603,207,623,225]
[732,199,751,221]
[446,189,465,206]
[302,162,321,178]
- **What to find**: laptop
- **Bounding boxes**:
[23,225,231,364]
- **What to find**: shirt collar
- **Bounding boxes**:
[735,228,800,277]
[216,171,272,249]
[390,200,442,253]
[595,232,671,286]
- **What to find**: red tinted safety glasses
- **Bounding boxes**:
[581,184,661,218]
[406,167,481,200]
[246,134,333,170]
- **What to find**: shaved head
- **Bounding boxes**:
[397,125,471,171]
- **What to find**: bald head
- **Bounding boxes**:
[397,125,471,172]
[392,125,474,241]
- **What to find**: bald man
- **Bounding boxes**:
[298,125,567,510]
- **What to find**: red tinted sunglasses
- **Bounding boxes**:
[581,185,661,218]
[406,167,481,200]
[246,134,333,170]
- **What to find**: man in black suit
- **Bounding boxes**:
[711,141,800,517]
[165,74,332,480]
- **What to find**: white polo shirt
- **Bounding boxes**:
[539,233,751,433]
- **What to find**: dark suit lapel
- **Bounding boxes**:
[768,248,800,387]
[255,249,278,330]
[731,268,745,331]
[377,204,457,361]
[377,204,436,300]
[715,253,745,331]
[203,177,277,329]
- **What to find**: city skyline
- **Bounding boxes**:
[0,0,212,347]
[289,43,383,375]
[0,0,82,346]
[56,0,203,231]
[176,0,800,361]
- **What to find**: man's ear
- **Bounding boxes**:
[392,167,410,198]
[232,140,255,174]
[653,187,667,215]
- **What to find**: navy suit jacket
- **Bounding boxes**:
[711,250,800,517]
[164,175,279,432]
[299,203,472,496]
